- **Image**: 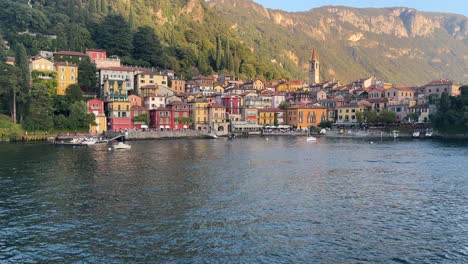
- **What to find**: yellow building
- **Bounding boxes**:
[30,55,54,72]
[55,62,78,95]
[208,103,228,134]
[135,71,168,95]
[276,80,305,92]
[337,104,367,123]
[192,101,209,131]
[87,99,107,134]
[213,85,225,94]
[286,105,328,129]
[258,108,285,126]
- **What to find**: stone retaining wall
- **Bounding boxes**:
[109,130,207,140]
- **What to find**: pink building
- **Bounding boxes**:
[128,95,142,107]
[86,49,107,63]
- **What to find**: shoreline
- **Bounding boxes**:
[2,130,468,143]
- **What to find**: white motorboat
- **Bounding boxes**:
[81,138,98,145]
[113,142,131,150]
[425,131,433,138]
[412,131,420,138]
[307,136,317,142]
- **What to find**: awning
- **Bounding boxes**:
[159,125,164,128]
[165,125,170,128]
[141,125,148,129]
[183,125,188,129]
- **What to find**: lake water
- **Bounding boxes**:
[1,137,467,263]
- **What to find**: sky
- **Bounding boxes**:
[252,0,467,16]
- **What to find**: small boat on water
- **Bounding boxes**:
[113,142,131,150]
[392,130,400,139]
[306,130,317,142]
[425,131,433,138]
[412,131,421,138]
[205,133,218,139]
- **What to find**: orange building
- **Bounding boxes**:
[286,105,328,129]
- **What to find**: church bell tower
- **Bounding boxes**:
[309,48,320,85]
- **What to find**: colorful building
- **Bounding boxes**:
[130,106,148,129]
[86,49,107,63]
[242,108,259,125]
[286,105,328,129]
[424,80,461,97]
[258,108,286,126]
[106,101,132,131]
[208,103,228,134]
[55,62,78,95]
[337,104,367,123]
[192,101,209,131]
[135,71,168,95]
[87,99,107,134]
[149,102,190,130]
[221,95,242,116]
[171,79,186,94]
[128,95,142,107]
[53,51,87,64]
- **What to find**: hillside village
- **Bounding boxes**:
[3,47,465,136]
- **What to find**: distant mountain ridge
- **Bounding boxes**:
[209,0,468,85]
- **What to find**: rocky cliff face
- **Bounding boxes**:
[209,0,468,85]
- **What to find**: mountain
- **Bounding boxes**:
[0,0,466,85]
[209,0,468,86]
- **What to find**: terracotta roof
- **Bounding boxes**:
[337,104,360,108]
[141,85,158,89]
[6,57,16,62]
[86,49,106,52]
[54,51,86,56]
[426,80,454,86]
[208,103,226,108]
[395,87,415,92]
[54,61,77,67]
[258,108,285,113]
[311,48,318,60]
[99,66,138,72]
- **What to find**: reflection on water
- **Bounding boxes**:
[1,138,468,263]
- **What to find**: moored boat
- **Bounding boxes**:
[113,142,131,150]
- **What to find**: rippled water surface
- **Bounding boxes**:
[1,137,468,263]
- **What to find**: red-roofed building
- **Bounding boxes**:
[208,103,228,135]
[149,102,191,130]
[424,80,460,97]
[86,49,107,62]
[87,99,107,133]
[53,51,87,63]
[221,95,242,116]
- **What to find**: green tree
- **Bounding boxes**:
[278,101,291,110]
[15,43,30,123]
[378,110,396,124]
[78,58,97,91]
[133,26,164,67]
[65,84,84,103]
[67,101,95,130]
[215,35,222,71]
[96,14,133,56]
[439,92,450,113]
[134,114,148,124]
[0,63,20,122]
[23,83,53,131]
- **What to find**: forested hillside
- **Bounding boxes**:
[0,0,289,80]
